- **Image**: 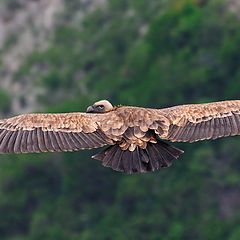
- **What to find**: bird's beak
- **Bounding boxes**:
[86,106,94,113]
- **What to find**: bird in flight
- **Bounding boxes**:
[0,99,239,174]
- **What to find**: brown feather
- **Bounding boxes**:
[0,112,110,153]
[0,131,13,153]
[71,133,88,149]
[37,128,48,152]
[27,130,34,152]
[14,130,23,153]
[8,131,18,153]
[58,132,72,150]
[160,100,240,142]
[229,114,238,135]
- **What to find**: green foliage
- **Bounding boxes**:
[0,90,11,114]
[118,0,240,107]
[1,0,240,239]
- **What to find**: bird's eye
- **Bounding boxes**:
[98,105,104,109]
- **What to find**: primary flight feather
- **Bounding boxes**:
[0,99,239,174]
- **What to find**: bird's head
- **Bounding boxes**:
[86,100,114,113]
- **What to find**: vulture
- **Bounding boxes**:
[0,99,239,174]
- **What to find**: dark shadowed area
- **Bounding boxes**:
[0,0,240,239]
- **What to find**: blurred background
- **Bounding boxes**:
[0,0,240,239]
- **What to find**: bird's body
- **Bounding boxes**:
[0,99,239,174]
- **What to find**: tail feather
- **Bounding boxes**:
[122,150,131,173]
[139,148,150,163]
[143,148,155,172]
[132,149,141,172]
[92,140,184,174]
[111,146,123,171]
[92,151,106,161]
[102,145,117,167]
[154,144,172,167]
[138,149,150,172]
[158,141,184,158]
[147,145,160,169]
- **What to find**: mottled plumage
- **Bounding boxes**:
[0,99,239,174]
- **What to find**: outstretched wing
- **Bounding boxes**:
[4,100,239,154]
[159,100,240,142]
[0,113,111,153]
